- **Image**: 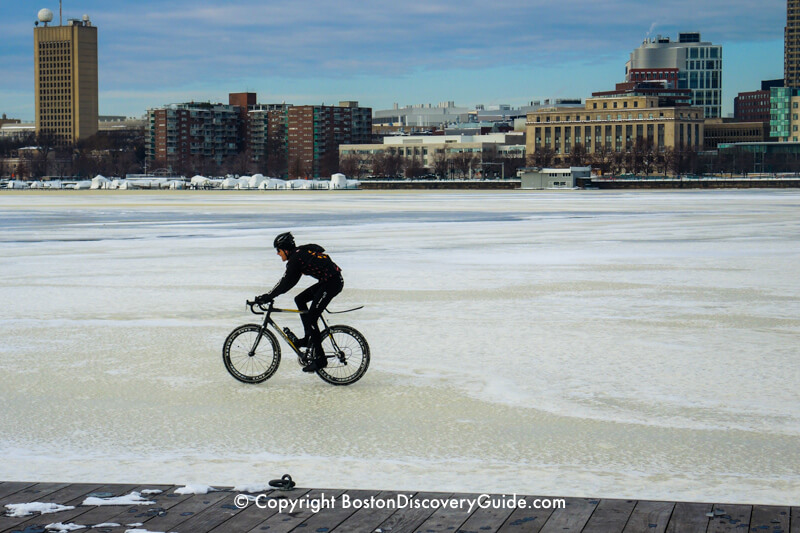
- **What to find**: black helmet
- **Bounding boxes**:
[273,231,295,251]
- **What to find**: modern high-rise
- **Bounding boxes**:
[786,0,800,87]
[626,32,721,119]
[34,9,98,143]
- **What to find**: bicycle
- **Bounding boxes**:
[222,300,370,386]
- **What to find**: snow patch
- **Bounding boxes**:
[232,483,270,493]
[82,491,155,506]
[45,523,85,532]
[174,484,217,495]
[4,502,76,517]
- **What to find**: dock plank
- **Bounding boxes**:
[0,483,37,502]
[790,506,800,533]
[244,488,345,533]
[495,495,556,533]
[286,489,373,532]
[707,503,751,533]
[372,492,446,533]
[665,502,711,533]
[3,483,141,533]
[538,497,598,532]
[749,504,789,533]
[207,489,308,533]
[411,491,477,532]
[172,491,252,533]
[454,493,519,533]
[621,500,674,533]
[52,484,181,530]
[130,487,230,533]
[328,490,411,533]
[1,481,794,533]
[581,498,637,533]
[0,482,86,532]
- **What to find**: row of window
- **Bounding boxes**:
[686,47,720,59]
[39,41,70,49]
[687,60,721,71]
[533,124,700,144]
[533,110,705,123]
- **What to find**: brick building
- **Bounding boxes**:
[147,95,370,176]
[146,102,241,171]
[287,102,372,178]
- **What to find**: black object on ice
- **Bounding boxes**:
[269,474,296,491]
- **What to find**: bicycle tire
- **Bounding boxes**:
[316,325,370,386]
[223,324,281,384]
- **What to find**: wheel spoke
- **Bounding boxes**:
[223,326,281,383]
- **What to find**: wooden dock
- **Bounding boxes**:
[0,481,795,533]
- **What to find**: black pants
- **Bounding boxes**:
[294,273,344,358]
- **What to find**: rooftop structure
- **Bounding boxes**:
[626,32,722,119]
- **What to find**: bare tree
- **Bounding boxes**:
[404,155,425,178]
[591,145,613,176]
[288,156,304,179]
[610,151,625,175]
[338,154,364,178]
[431,151,449,178]
[529,146,555,168]
[451,152,476,178]
[568,143,588,167]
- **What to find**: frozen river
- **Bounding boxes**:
[1,189,799,505]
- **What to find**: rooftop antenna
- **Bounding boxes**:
[59,0,62,25]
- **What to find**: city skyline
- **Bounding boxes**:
[0,0,787,121]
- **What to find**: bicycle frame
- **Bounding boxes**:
[247,301,334,360]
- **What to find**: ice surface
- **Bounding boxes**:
[1,190,800,504]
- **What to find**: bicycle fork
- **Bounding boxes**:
[248,314,272,356]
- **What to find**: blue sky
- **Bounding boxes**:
[0,0,786,121]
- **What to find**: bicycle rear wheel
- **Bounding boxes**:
[223,324,281,383]
[316,325,370,386]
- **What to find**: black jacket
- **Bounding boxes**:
[265,244,341,299]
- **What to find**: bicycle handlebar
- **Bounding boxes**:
[246,300,307,315]
[245,299,362,315]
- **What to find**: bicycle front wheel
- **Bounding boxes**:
[223,324,281,384]
[316,325,370,386]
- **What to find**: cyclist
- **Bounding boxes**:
[254,232,343,372]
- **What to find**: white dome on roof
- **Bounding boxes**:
[38,8,54,22]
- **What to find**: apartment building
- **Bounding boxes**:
[146,103,241,169]
[787,0,800,87]
[287,102,372,177]
[34,11,98,143]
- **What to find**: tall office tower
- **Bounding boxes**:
[34,8,98,143]
[787,0,800,86]
[626,32,722,119]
